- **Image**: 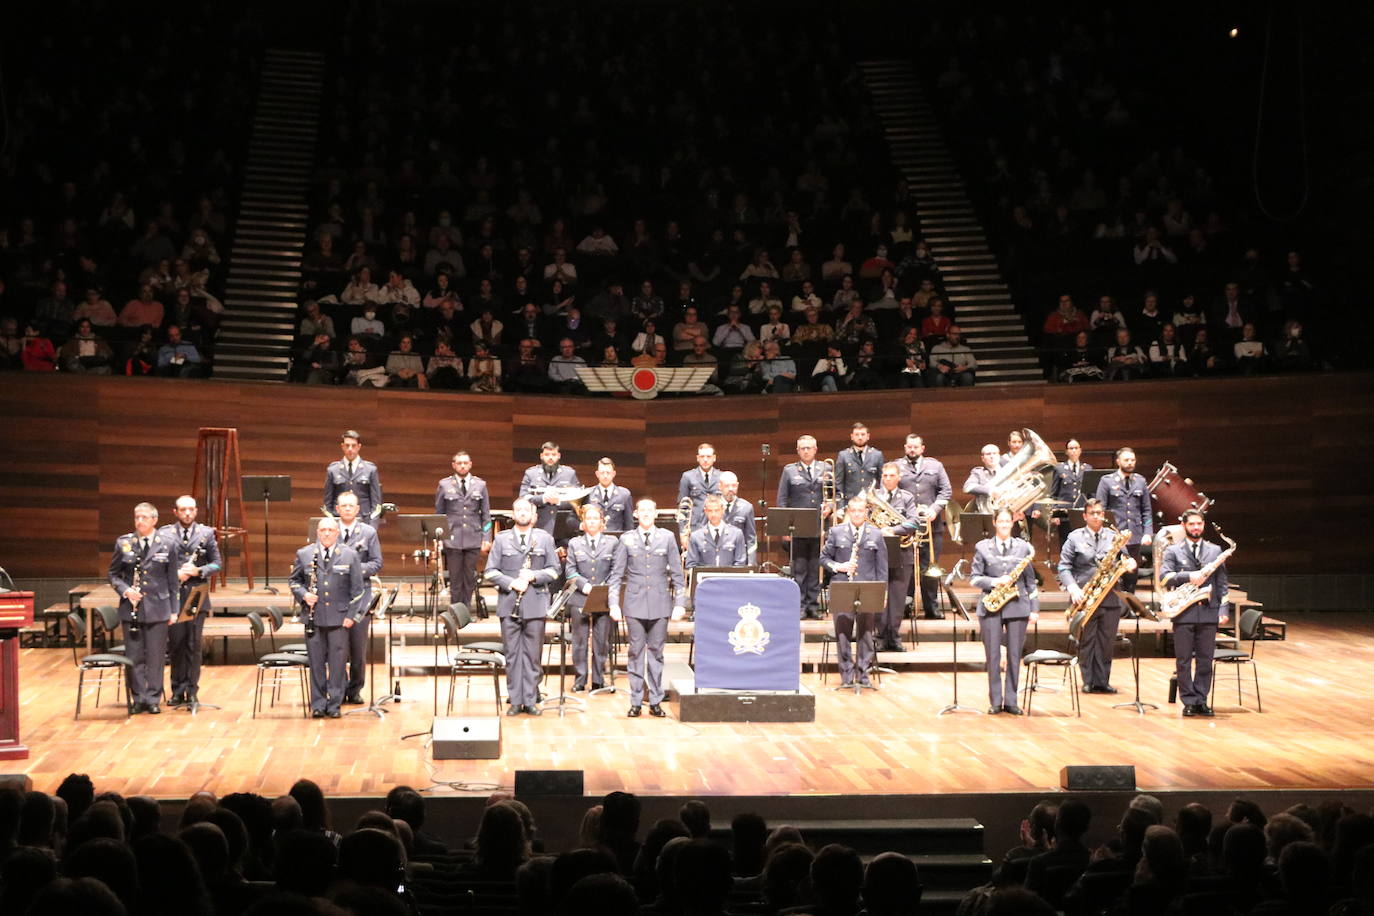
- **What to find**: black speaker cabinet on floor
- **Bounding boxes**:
[514,769,585,797]
[1060,765,1137,791]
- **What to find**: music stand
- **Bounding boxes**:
[938,578,982,715]
[553,509,585,547]
[1082,470,1112,501]
[243,475,291,594]
[766,507,821,603]
[576,584,620,697]
[172,584,220,714]
[1114,593,1160,716]
[827,581,886,695]
[396,514,446,625]
[540,583,586,717]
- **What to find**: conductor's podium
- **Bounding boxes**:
[667,574,816,723]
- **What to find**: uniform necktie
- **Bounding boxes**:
[1001,541,1009,556]
[603,488,611,504]
[1093,530,1102,550]
[643,532,651,548]
[1192,542,1201,565]
[140,537,149,557]
[590,537,598,553]
[461,477,468,495]
[181,528,190,549]
[712,528,721,547]
[702,468,710,486]
[804,465,812,481]
[323,549,331,564]
[519,534,527,550]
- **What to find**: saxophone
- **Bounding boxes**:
[983,547,1034,613]
[1158,532,1237,619]
[1065,528,1132,630]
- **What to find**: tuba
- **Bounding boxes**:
[987,428,1058,516]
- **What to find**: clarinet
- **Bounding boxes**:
[511,543,534,623]
[129,547,144,634]
[304,547,319,637]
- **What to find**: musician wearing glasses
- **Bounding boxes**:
[434,450,492,610]
[290,517,367,719]
[820,497,889,688]
[1048,439,1093,552]
[108,502,182,714]
[488,498,560,716]
[970,508,1039,715]
[564,504,623,693]
[334,492,384,705]
[685,495,749,569]
[323,429,384,520]
[518,441,582,536]
[608,499,686,719]
[1094,447,1152,596]
[678,442,722,527]
[158,495,221,708]
[1057,499,1136,695]
[587,457,634,533]
[777,435,829,619]
[898,434,953,620]
[834,422,885,503]
[718,471,757,563]
[1159,510,1230,718]
[873,462,922,652]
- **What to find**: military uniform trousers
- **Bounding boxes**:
[345,614,373,697]
[980,615,1029,707]
[444,547,481,609]
[792,538,821,615]
[882,562,914,642]
[1173,620,1219,706]
[124,619,169,705]
[168,613,206,699]
[625,617,668,705]
[570,609,612,689]
[833,609,875,685]
[307,624,350,714]
[1078,602,1123,690]
[501,613,547,707]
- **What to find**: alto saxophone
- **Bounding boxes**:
[1065,528,1132,630]
[983,547,1034,613]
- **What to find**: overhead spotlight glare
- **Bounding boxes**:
[1228,27,1239,39]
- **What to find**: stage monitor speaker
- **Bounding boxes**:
[1060,765,1136,791]
[432,717,501,759]
[515,769,584,797]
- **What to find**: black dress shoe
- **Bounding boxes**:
[590,683,606,691]
[311,709,325,718]
[571,684,587,693]
[887,642,907,653]
[525,705,542,717]
[147,704,161,715]
[987,706,1003,715]
[648,704,666,718]
[1099,685,1119,694]
[131,702,146,714]
[506,705,522,717]
[840,679,855,688]
[343,694,364,704]
[170,693,186,705]
[627,705,642,718]
[923,612,945,620]
[1182,705,1197,717]
[326,709,341,718]
[1198,704,1215,717]
[858,679,874,688]
[1003,705,1024,716]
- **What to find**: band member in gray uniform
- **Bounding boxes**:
[1159,509,1230,717]
[897,434,953,619]
[564,504,624,692]
[684,495,749,569]
[519,441,582,536]
[608,499,686,718]
[587,457,634,533]
[335,492,383,704]
[962,444,1001,514]
[677,442,722,527]
[159,495,221,706]
[777,435,829,619]
[290,517,367,718]
[108,502,181,713]
[969,508,1040,714]
[718,471,757,563]
[1057,498,1137,694]
[323,429,384,520]
[487,498,561,715]
[434,450,492,608]
[834,422,885,502]
[820,497,889,688]
[1048,439,1092,552]
[873,462,922,652]
[1094,447,1152,596]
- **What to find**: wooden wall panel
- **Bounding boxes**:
[0,373,1368,578]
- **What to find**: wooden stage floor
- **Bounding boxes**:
[12,612,1374,801]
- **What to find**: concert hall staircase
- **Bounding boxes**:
[859,61,1043,385]
[214,49,323,382]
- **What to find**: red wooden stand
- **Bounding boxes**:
[0,592,34,760]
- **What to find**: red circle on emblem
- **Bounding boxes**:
[632,368,657,391]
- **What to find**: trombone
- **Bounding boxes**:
[820,458,838,527]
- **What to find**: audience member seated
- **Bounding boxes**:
[21,323,58,372]
[1233,322,1270,375]
[1104,328,1148,381]
[1148,323,1192,378]
[385,334,426,389]
[928,326,976,386]
[58,319,115,375]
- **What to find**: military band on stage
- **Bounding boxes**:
[106,424,1235,721]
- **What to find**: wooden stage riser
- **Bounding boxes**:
[3,372,1372,579]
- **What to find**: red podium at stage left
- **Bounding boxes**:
[0,592,33,760]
